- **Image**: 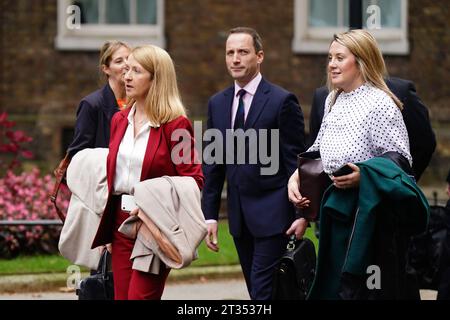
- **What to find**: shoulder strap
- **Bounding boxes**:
[50,153,71,223]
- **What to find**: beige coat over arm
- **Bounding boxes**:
[58,148,109,270]
[118,176,207,274]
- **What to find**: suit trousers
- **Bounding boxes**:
[111,198,170,300]
[233,219,288,300]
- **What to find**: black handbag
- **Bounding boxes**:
[272,235,316,300]
[76,249,114,300]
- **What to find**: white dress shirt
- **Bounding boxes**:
[308,83,412,174]
[113,104,153,195]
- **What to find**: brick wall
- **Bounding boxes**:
[1,0,449,182]
[2,0,101,163]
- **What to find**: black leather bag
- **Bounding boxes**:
[272,235,317,300]
[76,249,114,300]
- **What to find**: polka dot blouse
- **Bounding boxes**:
[308,83,412,174]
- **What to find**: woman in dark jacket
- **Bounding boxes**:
[67,40,130,158]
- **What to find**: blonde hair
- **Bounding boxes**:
[129,45,187,125]
[326,29,402,110]
[99,40,130,82]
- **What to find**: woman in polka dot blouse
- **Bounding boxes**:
[284,30,430,301]
[286,29,412,239]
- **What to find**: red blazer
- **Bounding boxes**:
[91,108,204,248]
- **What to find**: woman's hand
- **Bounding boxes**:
[287,169,311,208]
[129,208,139,217]
[98,243,112,254]
[99,209,139,255]
[331,163,360,189]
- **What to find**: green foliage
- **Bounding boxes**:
[0,254,88,275]
[192,221,319,267]
[191,220,239,267]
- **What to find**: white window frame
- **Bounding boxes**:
[292,0,409,55]
[55,0,165,50]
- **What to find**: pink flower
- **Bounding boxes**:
[0,167,70,257]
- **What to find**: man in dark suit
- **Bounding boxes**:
[201,27,306,300]
[309,78,436,181]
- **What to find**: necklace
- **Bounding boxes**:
[134,112,147,125]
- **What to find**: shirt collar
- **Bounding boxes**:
[127,103,159,128]
[234,72,262,97]
[340,82,370,97]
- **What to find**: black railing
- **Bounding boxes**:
[0,219,63,226]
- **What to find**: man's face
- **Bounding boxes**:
[225,33,264,87]
[447,183,450,198]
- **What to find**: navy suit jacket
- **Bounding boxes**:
[309,78,436,181]
[202,78,306,237]
[67,84,119,158]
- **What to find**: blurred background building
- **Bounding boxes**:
[0,0,449,185]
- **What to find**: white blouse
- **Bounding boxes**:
[113,105,155,195]
[308,83,412,174]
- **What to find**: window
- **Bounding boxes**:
[293,0,409,55]
[56,0,165,50]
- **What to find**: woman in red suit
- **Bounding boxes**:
[91,45,204,300]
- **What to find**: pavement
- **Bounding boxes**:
[0,264,250,300]
[0,264,244,294]
[0,277,250,300]
[0,264,438,300]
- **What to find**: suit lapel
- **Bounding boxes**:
[101,84,120,121]
[107,109,129,192]
[223,86,234,130]
[245,78,270,129]
[140,125,162,180]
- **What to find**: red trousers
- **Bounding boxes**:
[111,200,170,300]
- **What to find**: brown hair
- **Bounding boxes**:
[98,40,130,82]
[228,27,263,53]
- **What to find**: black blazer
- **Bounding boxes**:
[308,78,436,181]
[67,84,120,158]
